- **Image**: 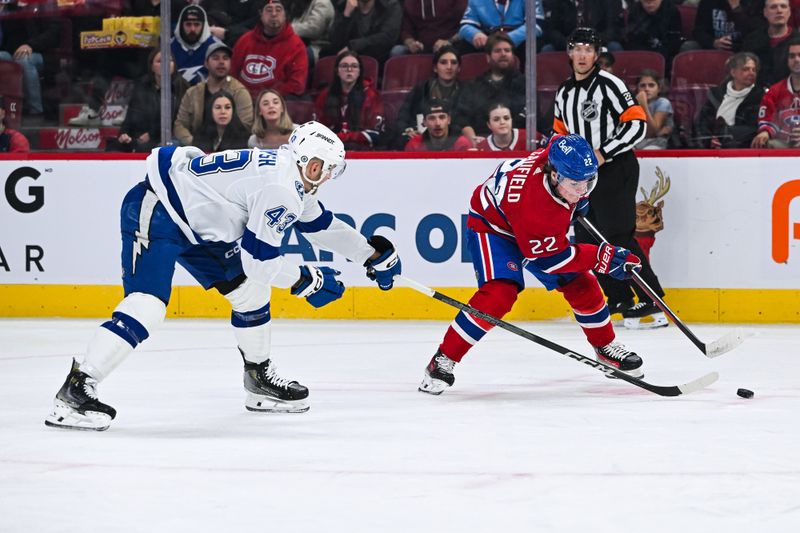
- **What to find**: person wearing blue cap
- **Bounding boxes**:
[418,133,646,395]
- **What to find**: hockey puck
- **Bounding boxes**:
[737,388,754,399]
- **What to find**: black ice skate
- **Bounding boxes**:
[419,349,456,395]
[242,355,309,413]
[44,359,116,431]
[608,298,634,316]
[622,301,668,330]
[595,341,644,378]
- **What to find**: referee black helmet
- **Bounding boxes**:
[567,27,601,52]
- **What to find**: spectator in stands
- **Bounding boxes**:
[391,0,467,57]
[171,4,222,85]
[696,52,764,147]
[751,37,800,147]
[113,50,189,153]
[598,50,616,73]
[742,0,800,86]
[458,0,543,55]
[202,0,264,47]
[314,50,385,149]
[634,69,674,149]
[457,32,526,146]
[475,102,527,150]
[0,95,30,152]
[395,45,467,147]
[0,7,59,117]
[174,42,254,146]
[541,0,625,52]
[248,88,297,148]
[193,91,252,152]
[624,0,684,67]
[324,0,402,64]
[682,0,762,53]
[231,0,309,99]
[404,98,472,151]
[286,0,335,68]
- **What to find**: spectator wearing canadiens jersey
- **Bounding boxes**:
[171,5,223,85]
[231,0,309,99]
[475,102,527,151]
[404,98,473,151]
[751,37,800,147]
[418,134,645,395]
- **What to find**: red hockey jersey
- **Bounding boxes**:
[757,77,800,143]
[466,145,599,275]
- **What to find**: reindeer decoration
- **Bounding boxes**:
[634,167,671,260]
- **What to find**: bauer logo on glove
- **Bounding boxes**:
[595,242,641,281]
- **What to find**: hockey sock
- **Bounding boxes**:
[225,278,272,364]
[439,279,518,362]
[80,292,166,381]
[557,272,614,347]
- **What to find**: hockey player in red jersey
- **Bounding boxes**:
[419,134,645,394]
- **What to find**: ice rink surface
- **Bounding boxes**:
[1,317,798,532]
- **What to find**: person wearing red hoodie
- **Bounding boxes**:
[314,50,385,149]
[0,96,30,153]
[231,0,309,99]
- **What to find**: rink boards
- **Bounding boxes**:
[1,152,799,322]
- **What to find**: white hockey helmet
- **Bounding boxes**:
[288,121,347,189]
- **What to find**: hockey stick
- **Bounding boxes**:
[576,216,746,358]
[396,275,718,397]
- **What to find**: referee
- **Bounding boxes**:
[552,27,666,327]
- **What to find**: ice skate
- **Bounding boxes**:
[243,357,309,413]
[44,359,116,431]
[622,301,668,330]
[607,298,634,316]
[595,341,644,378]
[419,349,456,395]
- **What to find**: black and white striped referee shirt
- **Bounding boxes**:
[552,67,647,160]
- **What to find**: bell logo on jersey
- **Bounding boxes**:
[772,179,800,263]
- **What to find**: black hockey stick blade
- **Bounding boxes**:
[396,275,719,397]
[576,217,746,358]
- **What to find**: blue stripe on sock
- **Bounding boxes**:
[231,302,271,328]
[100,311,150,348]
[574,306,611,327]
[455,311,488,342]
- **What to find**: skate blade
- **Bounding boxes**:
[604,368,645,379]
[44,400,111,431]
[623,313,668,330]
[418,375,450,395]
[245,393,309,413]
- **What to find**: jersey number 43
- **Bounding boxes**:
[264,205,296,233]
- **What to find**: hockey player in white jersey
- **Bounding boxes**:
[45,121,401,431]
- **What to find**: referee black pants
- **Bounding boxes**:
[573,150,665,305]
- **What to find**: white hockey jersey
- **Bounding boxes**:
[145,145,374,288]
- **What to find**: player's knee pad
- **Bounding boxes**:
[224,277,271,328]
[470,279,519,319]
[101,292,166,348]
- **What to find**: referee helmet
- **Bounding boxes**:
[567,27,601,52]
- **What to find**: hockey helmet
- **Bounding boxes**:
[288,121,347,188]
[567,27,601,52]
[548,134,598,195]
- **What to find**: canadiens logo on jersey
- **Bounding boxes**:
[242,54,277,84]
[581,101,599,121]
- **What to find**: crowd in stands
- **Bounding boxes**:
[2,0,800,153]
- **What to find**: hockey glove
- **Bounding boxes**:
[595,242,641,281]
[364,235,401,290]
[573,198,589,219]
[291,265,345,308]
